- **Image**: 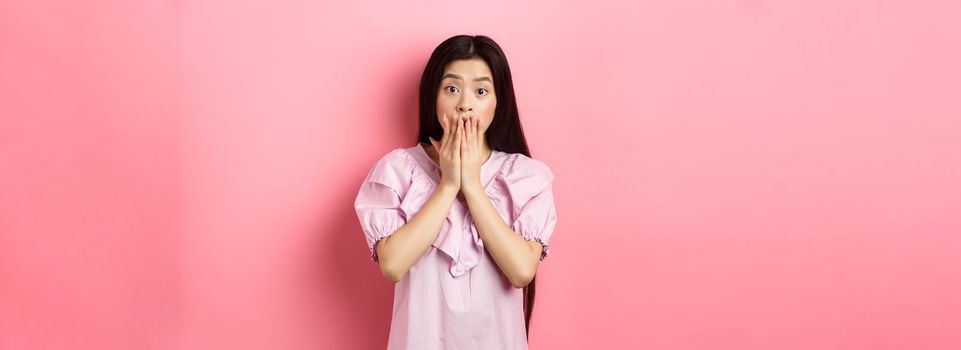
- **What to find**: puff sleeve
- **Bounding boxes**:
[353,149,413,263]
[505,156,558,261]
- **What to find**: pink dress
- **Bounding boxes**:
[354,143,557,350]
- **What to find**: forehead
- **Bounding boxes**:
[442,58,493,79]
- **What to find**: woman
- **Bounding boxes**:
[354,34,557,349]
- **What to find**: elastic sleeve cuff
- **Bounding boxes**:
[366,220,404,263]
[527,236,550,261]
[512,222,552,261]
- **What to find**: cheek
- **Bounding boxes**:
[480,100,495,113]
[435,95,457,124]
[436,96,457,112]
[481,97,496,126]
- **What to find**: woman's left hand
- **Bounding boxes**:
[460,115,484,191]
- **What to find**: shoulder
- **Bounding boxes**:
[365,147,416,188]
[376,147,412,166]
[503,153,554,183]
[496,153,554,204]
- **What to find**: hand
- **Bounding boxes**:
[459,115,484,190]
[428,112,463,192]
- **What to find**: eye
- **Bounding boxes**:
[445,86,459,94]
[476,88,489,96]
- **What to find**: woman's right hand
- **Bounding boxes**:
[429,112,463,192]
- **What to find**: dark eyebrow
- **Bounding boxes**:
[442,73,492,83]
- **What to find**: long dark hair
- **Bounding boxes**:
[415,35,538,337]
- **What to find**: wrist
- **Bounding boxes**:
[436,184,460,198]
[460,181,485,197]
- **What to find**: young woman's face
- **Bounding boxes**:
[436,58,496,134]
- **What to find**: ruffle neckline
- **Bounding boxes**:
[405,143,511,277]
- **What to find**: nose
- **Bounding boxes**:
[456,98,473,114]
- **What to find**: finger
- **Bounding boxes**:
[461,117,467,151]
[454,117,463,157]
[442,111,448,128]
[441,112,451,152]
[465,116,473,147]
[448,116,460,157]
[461,118,468,154]
[470,116,477,146]
[475,117,481,146]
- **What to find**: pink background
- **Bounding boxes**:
[2,0,960,349]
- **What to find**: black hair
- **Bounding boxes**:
[416,34,531,157]
[415,34,538,337]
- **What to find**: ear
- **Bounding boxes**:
[429,137,439,151]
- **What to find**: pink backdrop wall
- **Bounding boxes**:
[2,0,960,349]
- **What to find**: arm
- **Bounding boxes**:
[375,184,458,283]
[462,183,543,288]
